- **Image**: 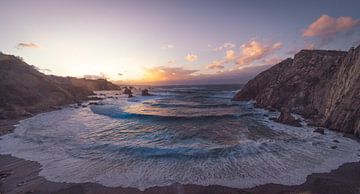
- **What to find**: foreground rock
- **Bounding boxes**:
[0,53,120,119]
[276,109,302,127]
[233,45,360,136]
[314,128,326,135]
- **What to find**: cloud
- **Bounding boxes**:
[161,44,174,50]
[168,59,176,64]
[225,50,236,61]
[84,72,109,80]
[142,66,198,82]
[207,60,225,70]
[236,40,282,66]
[16,42,40,49]
[260,57,282,65]
[185,54,198,62]
[302,15,359,46]
[214,42,236,51]
[126,64,275,85]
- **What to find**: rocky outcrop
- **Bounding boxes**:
[0,53,119,119]
[141,89,151,96]
[233,45,360,136]
[276,109,302,127]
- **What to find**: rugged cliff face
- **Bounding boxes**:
[233,45,360,136]
[0,53,119,119]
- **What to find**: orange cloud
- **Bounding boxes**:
[236,40,282,66]
[16,42,40,49]
[225,50,236,60]
[142,66,198,82]
[303,15,359,38]
[185,54,198,62]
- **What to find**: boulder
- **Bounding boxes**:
[314,127,325,135]
[276,109,302,127]
[123,87,132,95]
[141,89,151,96]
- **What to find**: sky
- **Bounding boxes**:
[1,0,360,85]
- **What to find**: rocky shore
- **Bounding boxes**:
[233,45,360,137]
[0,52,120,134]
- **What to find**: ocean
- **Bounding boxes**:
[0,84,359,190]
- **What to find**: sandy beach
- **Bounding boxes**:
[1,154,360,194]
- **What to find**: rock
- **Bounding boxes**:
[123,87,132,95]
[128,94,134,98]
[276,109,302,127]
[314,128,326,135]
[233,45,360,136]
[141,89,151,96]
[333,140,339,143]
[331,146,337,149]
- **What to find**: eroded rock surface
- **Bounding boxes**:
[233,45,360,136]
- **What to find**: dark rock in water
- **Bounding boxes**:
[128,94,134,98]
[89,102,102,105]
[314,128,326,135]
[233,45,360,136]
[333,140,340,143]
[123,87,132,95]
[276,109,302,127]
[141,89,151,96]
[50,106,62,110]
[331,146,337,149]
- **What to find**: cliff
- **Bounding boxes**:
[0,53,119,119]
[233,45,360,136]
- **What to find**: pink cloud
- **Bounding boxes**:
[207,60,225,70]
[236,40,282,66]
[303,15,359,38]
[302,15,359,47]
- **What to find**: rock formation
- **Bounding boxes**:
[141,89,151,96]
[233,45,360,136]
[276,109,302,127]
[0,53,120,119]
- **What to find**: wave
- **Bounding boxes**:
[148,102,239,109]
[90,105,239,121]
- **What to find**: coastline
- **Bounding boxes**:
[1,114,360,194]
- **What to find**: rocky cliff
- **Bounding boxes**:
[233,45,360,136]
[0,53,119,119]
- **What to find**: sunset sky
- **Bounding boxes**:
[1,0,360,85]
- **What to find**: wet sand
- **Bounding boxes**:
[1,119,360,194]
